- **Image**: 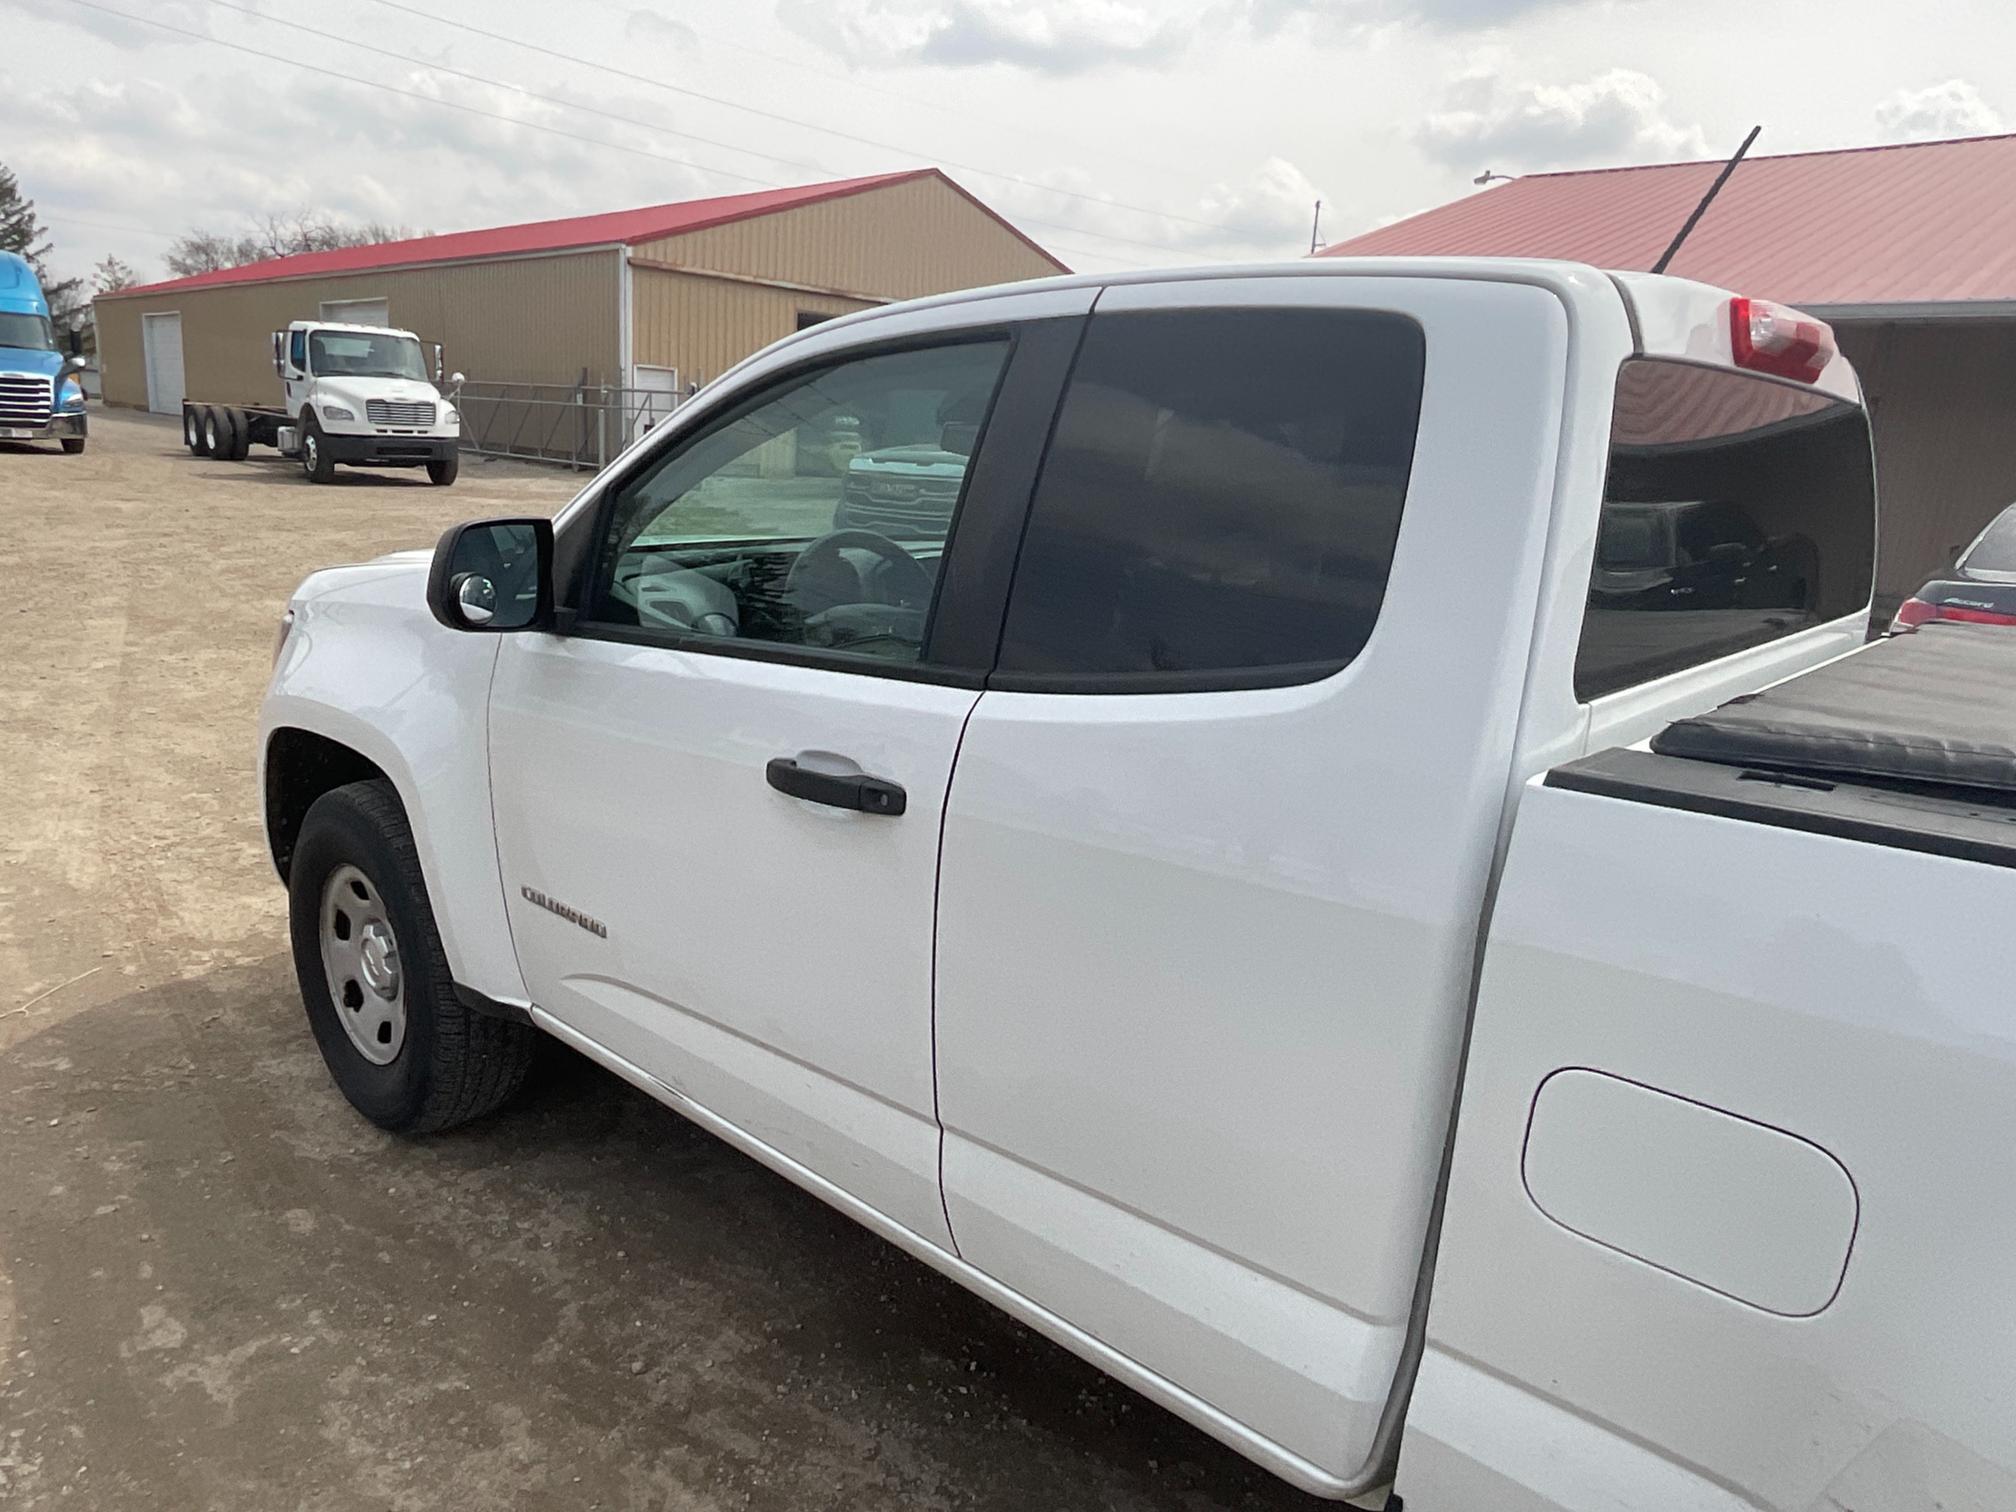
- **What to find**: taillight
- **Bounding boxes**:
[1889,597,1937,633]
[1730,296,1834,383]
[1890,596,2016,634]
[1935,604,2016,626]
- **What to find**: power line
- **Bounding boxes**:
[569,0,1185,183]
[196,0,846,187]
[352,0,1235,243]
[55,0,1155,268]
[40,211,180,242]
[58,0,765,188]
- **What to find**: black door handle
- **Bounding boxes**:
[766,757,907,816]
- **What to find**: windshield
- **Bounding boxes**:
[0,312,57,352]
[308,329,427,380]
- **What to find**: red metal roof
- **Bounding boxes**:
[1320,133,2016,309]
[109,168,1064,298]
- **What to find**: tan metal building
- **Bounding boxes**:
[95,169,1067,418]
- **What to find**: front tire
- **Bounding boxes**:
[288,780,536,1132]
[300,413,336,483]
[426,451,459,487]
[61,437,85,455]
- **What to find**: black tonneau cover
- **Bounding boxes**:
[1651,622,2016,794]
[1548,622,2016,870]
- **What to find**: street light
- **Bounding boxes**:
[1474,171,1516,186]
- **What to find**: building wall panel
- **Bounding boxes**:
[95,250,620,410]
[629,270,871,388]
[1838,320,2016,611]
[631,174,1062,304]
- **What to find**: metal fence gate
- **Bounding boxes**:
[456,373,692,470]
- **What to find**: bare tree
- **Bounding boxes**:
[92,254,138,293]
[165,209,422,277]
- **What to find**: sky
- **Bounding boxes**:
[3,0,2012,288]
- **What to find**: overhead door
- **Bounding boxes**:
[142,312,184,415]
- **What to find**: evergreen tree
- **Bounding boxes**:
[0,162,85,334]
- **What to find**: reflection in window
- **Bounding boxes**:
[586,339,1009,665]
[1576,360,1876,701]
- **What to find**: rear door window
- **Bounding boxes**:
[994,307,1426,690]
[1576,359,1876,701]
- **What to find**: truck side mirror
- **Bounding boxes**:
[427,518,554,632]
[60,354,88,377]
[433,343,444,383]
[272,331,286,377]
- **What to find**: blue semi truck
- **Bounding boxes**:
[0,250,88,455]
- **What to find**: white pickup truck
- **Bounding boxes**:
[258,260,2016,1510]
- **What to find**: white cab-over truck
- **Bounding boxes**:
[183,319,462,484]
[259,260,2016,1510]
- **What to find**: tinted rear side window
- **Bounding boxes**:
[1576,359,1875,701]
[995,307,1426,689]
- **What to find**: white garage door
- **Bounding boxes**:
[142,312,185,415]
[320,297,388,328]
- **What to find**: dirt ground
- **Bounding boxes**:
[0,410,1327,1511]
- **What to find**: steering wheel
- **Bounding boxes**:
[784,529,933,618]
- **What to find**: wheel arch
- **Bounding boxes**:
[263,726,395,884]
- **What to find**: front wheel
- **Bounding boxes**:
[426,451,459,487]
[288,780,536,1132]
[61,437,85,455]
[300,414,336,483]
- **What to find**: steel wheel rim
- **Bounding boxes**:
[205,416,219,451]
[320,863,407,1065]
[303,434,317,472]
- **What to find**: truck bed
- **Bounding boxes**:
[1551,622,2016,868]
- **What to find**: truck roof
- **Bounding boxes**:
[766,257,1861,403]
[0,250,49,318]
[291,319,421,340]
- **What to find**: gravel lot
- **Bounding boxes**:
[0,410,1325,1511]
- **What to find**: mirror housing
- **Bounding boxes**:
[433,342,445,382]
[426,518,555,632]
[59,354,88,377]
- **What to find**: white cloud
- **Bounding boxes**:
[778,0,1193,73]
[1246,0,1632,35]
[983,156,1327,261]
[0,62,741,285]
[624,9,699,51]
[1874,80,2005,143]
[1417,67,1709,172]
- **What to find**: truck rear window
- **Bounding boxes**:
[1575,358,1876,701]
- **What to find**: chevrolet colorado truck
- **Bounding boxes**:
[259,259,2016,1509]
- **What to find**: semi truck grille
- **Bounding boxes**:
[365,399,435,426]
[0,374,52,426]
